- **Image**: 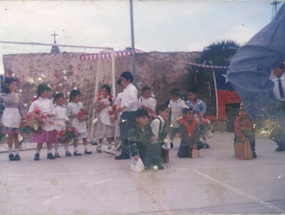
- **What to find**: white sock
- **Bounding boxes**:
[36,150,40,154]
[15,148,19,155]
[74,146,78,152]
[54,144,59,153]
[84,145,88,151]
[64,144,69,152]
[9,147,13,154]
[47,149,51,154]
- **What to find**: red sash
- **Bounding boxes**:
[179,118,197,140]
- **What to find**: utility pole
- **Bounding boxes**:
[130,0,136,85]
[271,1,280,19]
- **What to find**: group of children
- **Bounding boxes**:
[0,77,93,161]
[0,74,257,167]
[94,83,212,169]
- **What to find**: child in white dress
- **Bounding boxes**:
[0,77,26,161]
[53,92,72,157]
[28,84,57,161]
[103,79,123,155]
[66,89,92,156]
[93,84,115,153]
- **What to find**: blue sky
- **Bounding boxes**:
[0,1,278,56]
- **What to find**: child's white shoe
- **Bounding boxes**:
[103,145,117,155]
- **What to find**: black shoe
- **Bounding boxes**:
[85,149,92,155]
[115,153,130,160]
[204,143,210,149]
[91,140,98,146]
[34,153,40,161]
[9,154,14,161]
[252,152,257,158]
[275,147,285,152]
[47,153,55,159]
[65,151,72,157]
[74,151,82,156]
[54,153,61,158]
[96,145,102,153]
[14,154,21,161]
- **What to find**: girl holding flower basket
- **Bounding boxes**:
[28,84,57,161]
[0,77,26,161]
[93,84,115,153]
[66,89,92,156]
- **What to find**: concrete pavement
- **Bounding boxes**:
[0,131,285,214]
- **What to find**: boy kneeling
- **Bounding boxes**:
[129,108,164,170]
[177,107,200,158]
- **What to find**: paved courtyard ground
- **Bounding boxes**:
[0,131,285,214]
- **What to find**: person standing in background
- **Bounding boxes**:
[168,88,188,148]
[138,85,157,120]
[271,63,285,152]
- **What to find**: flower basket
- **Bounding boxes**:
[78,109,89,122]
[58,127,78,143]
[25,117,40,132]
[25,108,44,132]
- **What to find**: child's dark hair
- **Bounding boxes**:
[183,107,195,114]
[156,104,169,116]
[69,89,81,102]
[1,77,18,94]
[100,84,111,94]
[116,78,121,86]
[277,63,285,70]
[100,84,112,104]
[135,108,149,119]
[188,88,198,95]
[170,88,180,96]
[53,92,64,102]
[37,84,50,99]
[141,85,151,94]
[120,71,133,82]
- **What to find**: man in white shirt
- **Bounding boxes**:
[271,63,285,152]
[272,63,285,101]
[115,71,138,159]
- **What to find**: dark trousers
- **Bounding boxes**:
[146,143,161,167]
[119,111,136,157]
[137,142,147,165]
[271,131,285,149]
[177,145,191,158]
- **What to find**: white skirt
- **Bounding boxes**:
[2,108,21,128]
